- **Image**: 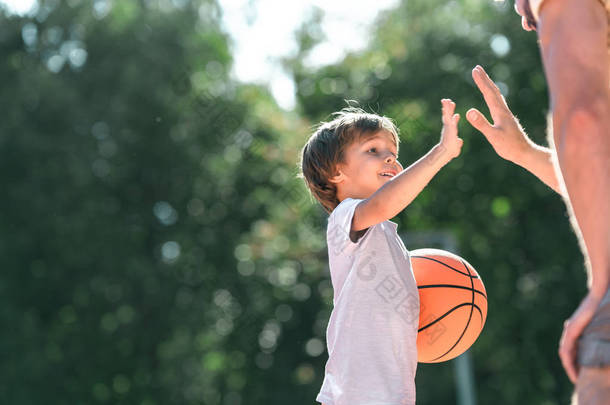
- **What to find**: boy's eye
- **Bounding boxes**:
[367,147,397,157]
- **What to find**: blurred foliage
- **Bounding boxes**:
[1,0,325,403]
[0,0,587,404]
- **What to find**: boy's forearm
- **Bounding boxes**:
[366,144,454,221]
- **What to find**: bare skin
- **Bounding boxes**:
[535,0,610,386]
[467,59,610,385]
[475,0,610,390]
[466,65,561,194]
[466,18,610,394]
[468,62,610,402]
[331,99,463,234]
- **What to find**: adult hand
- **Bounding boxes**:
[467,65,562,194]
[559,292,603,383]
[466,65,532,166]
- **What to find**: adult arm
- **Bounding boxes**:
[466,65,562,194]
[537,0,610,383]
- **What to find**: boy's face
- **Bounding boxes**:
[331,130,403,201]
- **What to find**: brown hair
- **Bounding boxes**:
[298,106,400,214]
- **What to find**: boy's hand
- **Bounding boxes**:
[440,98,463,160]
[466,66,531,165]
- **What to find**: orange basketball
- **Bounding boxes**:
[410,248,487,363]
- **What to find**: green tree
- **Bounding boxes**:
[0,0,325,403]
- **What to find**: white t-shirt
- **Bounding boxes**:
[316,198,419,405]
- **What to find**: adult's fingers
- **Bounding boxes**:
[471,66,509,121]
[558,294,602,384]
[559,319,579,384]
[466,108,494,137]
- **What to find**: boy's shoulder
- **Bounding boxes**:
[328,198,384,246]
[330,197,366,218]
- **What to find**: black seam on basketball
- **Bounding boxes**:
[431,260,476,362]
[411,256,479,278]
[471,304,483,320]
[418,284,487,299]
[418,302,483,332]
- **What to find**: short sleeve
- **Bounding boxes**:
[327,198,370,256]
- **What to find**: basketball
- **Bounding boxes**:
[410,248,487,363]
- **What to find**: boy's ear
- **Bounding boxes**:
[328,168,345,184]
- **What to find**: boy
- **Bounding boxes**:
[299,99,462,405]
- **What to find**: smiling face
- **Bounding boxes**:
[330,129,403,201]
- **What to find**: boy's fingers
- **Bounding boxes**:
[466,108,493,136]
[449,113,460,128]
[441,99,456,124]
[441,99,451,124]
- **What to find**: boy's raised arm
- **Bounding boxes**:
[351,99,463,232]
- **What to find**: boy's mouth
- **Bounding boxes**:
[379,171,397,178]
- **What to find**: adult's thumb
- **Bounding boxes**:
[466,108,493,136]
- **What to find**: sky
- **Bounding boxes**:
[217,0,400,109]
[0,0,400,110]
[0,0,34,14]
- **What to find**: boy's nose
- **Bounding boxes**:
[385,154,395,163]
